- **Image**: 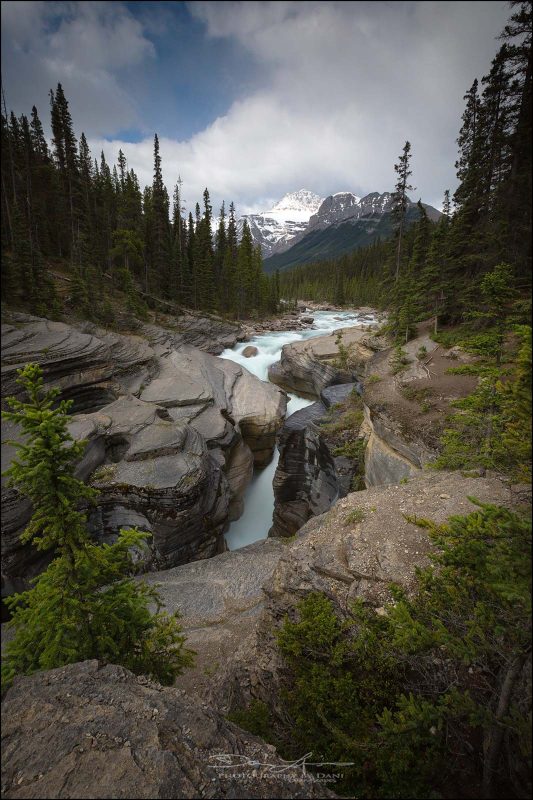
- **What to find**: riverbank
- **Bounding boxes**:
[239,303,384,338]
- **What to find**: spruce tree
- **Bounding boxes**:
[497,0,532,278]
[195,188,215,311]
[1,364,194,690]
[214,201,227,302]
[236,219,254,316]
[392,141,415,281]
[221,201,238,314]
[150,134,171,297]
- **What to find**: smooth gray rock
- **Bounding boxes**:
[268,327,373,397]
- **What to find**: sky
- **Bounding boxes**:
[1,1,511,216]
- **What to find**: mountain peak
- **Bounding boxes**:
[268,189,323,216]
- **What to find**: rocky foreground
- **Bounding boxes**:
[2,471,526,799]
[1,660,331,799]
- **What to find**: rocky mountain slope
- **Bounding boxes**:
[238,189,323,259]
[263,192,441,272]
[241,189,441,270]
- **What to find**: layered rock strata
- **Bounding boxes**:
[269,383,362,538]
[1,315,286,596]
[268,326,378,397]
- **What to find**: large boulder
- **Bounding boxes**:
[142,538,286,701]
[228,366,287,467]
[268,327,376,397]
[1,660,331,799]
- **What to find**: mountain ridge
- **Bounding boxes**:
[260,190,441,272]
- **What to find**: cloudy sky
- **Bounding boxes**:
[1,1,510,215]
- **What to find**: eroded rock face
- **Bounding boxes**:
[86,400,230,567]
[268,327,376,397]
[362,321,479,486]
[1,660,331,799]
[270,400,335,537]
[270,384,363,539]
[1,315,286,595]
[208,471,519,715]
[1,317,155,412]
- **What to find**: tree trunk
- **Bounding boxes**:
[482,653,528,799]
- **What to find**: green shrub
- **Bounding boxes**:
[1,364,195,691]
[344,508,365,525]
[228,699,275,744]
[390,345,411,375]
[274,502,531,798]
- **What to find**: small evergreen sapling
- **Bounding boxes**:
[1,363,194,690]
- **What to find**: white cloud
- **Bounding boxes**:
[1,1,155,136]
[3,1,511,215]
[89,1,510,216]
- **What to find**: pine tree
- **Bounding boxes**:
[10,202,34,304]
[1,364,195,690]
[49,84,80,263]
[454,80,481,198]
[214,201,227,304]
[221,201,238,314]
[117,149,127,191]
[195,188,215,311]
[497,0,532,278]
[29,105,55,255]
[149,134,171,297]
[187,211,197,308]
[171,177,185,302]
[392,141,415,282]
[420,193,451,332]
[236,219,254,316]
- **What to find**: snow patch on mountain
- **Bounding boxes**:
[240,188,441,260]
[238,190,323,258]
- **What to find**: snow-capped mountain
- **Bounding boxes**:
[239,190,323,259]
[262,191,442,272]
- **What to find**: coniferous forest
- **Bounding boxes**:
[1,86,280,321]
[281,2,531,336]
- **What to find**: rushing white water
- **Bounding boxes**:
[218,309,376,550]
